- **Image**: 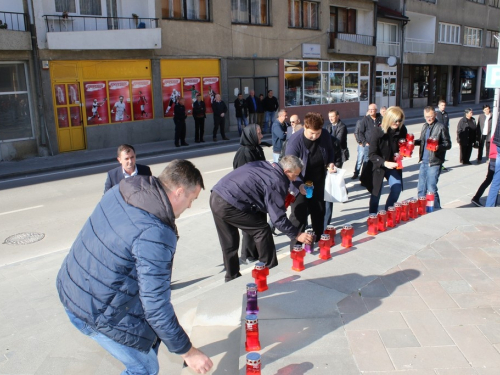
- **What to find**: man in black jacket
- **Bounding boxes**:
[476,104,493,163]
[234,93,248,136]
[415,107,452,209]
[262,89,279,133]
[212,94,229,141]
[174,97,190,147]
[104,144,152,193]
[457,108,477,165]
[358,103,382,171]
[327,110,348,167]
[192,93,206,143]
[246,90,259,124]
[210,155,313,282]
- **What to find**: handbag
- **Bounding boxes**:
[324,168,348,203]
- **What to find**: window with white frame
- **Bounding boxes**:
[55,0,102,15]
[438,23,460,45]
[486,30,499,48]
[0,63,33,141]
[377,22,398,43]
[232,0,268,25]
[288,0,319,29]
[467,0,485,4]
[464,27,483,47]
[162,0,210,21]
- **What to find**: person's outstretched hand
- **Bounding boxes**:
[181,347,213,374]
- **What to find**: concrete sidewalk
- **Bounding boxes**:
[0,101,488,181]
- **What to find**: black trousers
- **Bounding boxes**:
[213,116,226,138]
[459,142,473,164]
[477,135,489,161]
[194,117,205,141]
[288,183,325,250]
[210,192,277,282]
[174,119,186,146]
[473,163,495,201]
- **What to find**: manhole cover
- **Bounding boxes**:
[3,232,45,245]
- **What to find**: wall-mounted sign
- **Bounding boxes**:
[302,44,321,59]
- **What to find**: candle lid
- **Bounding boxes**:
[388,206,395,211]
[378,210,387,215]
[292,244,303,251]
[306,229,315,235]
[343,224,352,229]
[426,191,434,195]
[369,214,377,218]
[305,181,314,186]
[418,196,427,200]
[402,201,409,205]
[246,314,258,323]
[326,225,335,230]
[394,202,402,207]
[320,234,330,240]
[255,262,266,270]
[246,352,261,363]
[246,283,257,290]
[410,198,417,203]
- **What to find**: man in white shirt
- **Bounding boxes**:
[112,96,129,122]
[477,104,493,163]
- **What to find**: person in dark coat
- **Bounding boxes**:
[212,94,229,141]
[360,106,407,214]
[104,144,152,193]
[233,124,265,263]
[456,108,477,165]
[246,90,259,124]
[192,93,206,143]
[57,160,213,374]
[210,156,313,282]
[256,93,265,128]
[285,112,336,249]
[234,93,248,136]
[262,89,279,133]
[476,104,493,163]
[173,97,189,147]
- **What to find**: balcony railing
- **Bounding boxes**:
[377,41,401,57]
[0,11,29,31]
[404,38,435,54]
[43,15,158,32]
[329,32,374,49]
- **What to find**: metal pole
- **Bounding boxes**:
[492,36,500,136]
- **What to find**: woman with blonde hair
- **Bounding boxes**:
[360,106,407,213]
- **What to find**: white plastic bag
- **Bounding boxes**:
[324,168,348,203]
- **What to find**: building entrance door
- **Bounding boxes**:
[53,82,86,152]
[376,70,396,110]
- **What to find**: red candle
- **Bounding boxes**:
[245,315,261,351]
[246,352,261,375]
[406,133,415,142]
[398,138,407,156]
[394,202,402,224]
[400,201,409,221]
[340,224,354,248]
[394,153,403,169]
[367,214,378,235]
[405,141,415,157]
[418,196,427,215]
[409,198,419,219]
[318,234,331,260]
[252,262,269,292]
[284,192,296,209]
[378,210,387,232]
[324,225,336,247]
[290,244,305,272]
[426,137,438,151]
[387,207,396,228]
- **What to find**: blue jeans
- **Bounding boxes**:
[236,116,248,136]
[66,310,159,375]
[486,145,500,207]
[264,111,275,133]
[354,144,364,174]
[324,201,333,229]
[363,145,370,162]
[273,152,280,163]
[417,162,442,209]
[369,168,402,214]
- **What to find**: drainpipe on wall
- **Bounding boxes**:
[372,2,378,104]
[400,0,407,108]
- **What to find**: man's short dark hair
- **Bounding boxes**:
[158,159,204,193]
[267,90,272,94]
[438,100,446,105]
[117,144,135,157]
[329,110,339,115]
[424,106,435,114]
[483,104,491,109]
[464,108,473,115]
[304,112,324,131]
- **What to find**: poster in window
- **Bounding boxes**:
[54,84,67,106]
[57,107,69,128]
[108,80,131,123]
[202,77,220,114]
[183,77,201,114]
[67,83,80,104]
[132,80,152,120]
[162,78,182,117]
[70,107,81,127]
[84,81,108,124]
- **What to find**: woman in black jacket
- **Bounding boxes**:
[233,124,265,262]
[360,106,407,213]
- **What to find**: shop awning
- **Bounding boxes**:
[377,5,410,22]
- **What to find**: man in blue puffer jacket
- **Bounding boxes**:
[56,160,213,374]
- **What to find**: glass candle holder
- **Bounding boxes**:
[252,262,269,292]
[394,153,403,169]
[290,244,305,272]
[246,283,259,315]
[246,352,261,375]
[284,192,296,209]
[245,314,261,352]
[398,138,407,156]
[304,229,315,253]
[406,133,415,142]
[305,181,314,199]
[378,210,387,232]
[426,191,435,213]
[405,141,415,157]
[409,198,419,219]
[400,201,409,221]
[325,225,336,247]
[341,224,354,248]
[387,207,396,228]
[418,196,427,216]
[367,214,378,235]
[318,234,331,260]
[426,137,438,151]
[394,202,402,224]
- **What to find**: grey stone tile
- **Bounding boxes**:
[420,257,477,270]
[342,311,408,331]
[412,281,459,309]
[475,368,500,375]
[359,278,390,298]
[460,247,499,267]
[387,346,470,370]
[337,294,368,315]
[363,295,428,313]
[445,325,500,367]
[455,268,499,293]
[379,329,421,348]
[439,280,475,294]
[450,293,500,309]
[415,247,443,260]
[346,330,394,371]
[401,310,454,347]
[433,307,500,326]
[480,265,500,280]
[363,371,435,375]
[435,369,478,375]
[477,324,500,344]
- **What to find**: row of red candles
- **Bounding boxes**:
[396,133,439,169]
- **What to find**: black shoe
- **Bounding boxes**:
[441,165,448,172]
[200,139,205,143]
[181,142,189,146]
[464,162,472,165]
[471,199,483,207]
[351,174,359,180]
[222,137,230,140]
[213,137,217,142]
[175,144,180,148]
[195,140,200,143]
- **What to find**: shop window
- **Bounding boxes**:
[55,0,102,16]
[490,0,500,8]
[162,0,210,21]
[467,0,485,3]
[0,63,33,141]
[288,0,319,30]
[411,66,430,98]
[330,7,356,34]
[486,30,499,48]
[438,23,460,45]
[285,73,303,106]
[232,0,268,25]
[464,27,483,47]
